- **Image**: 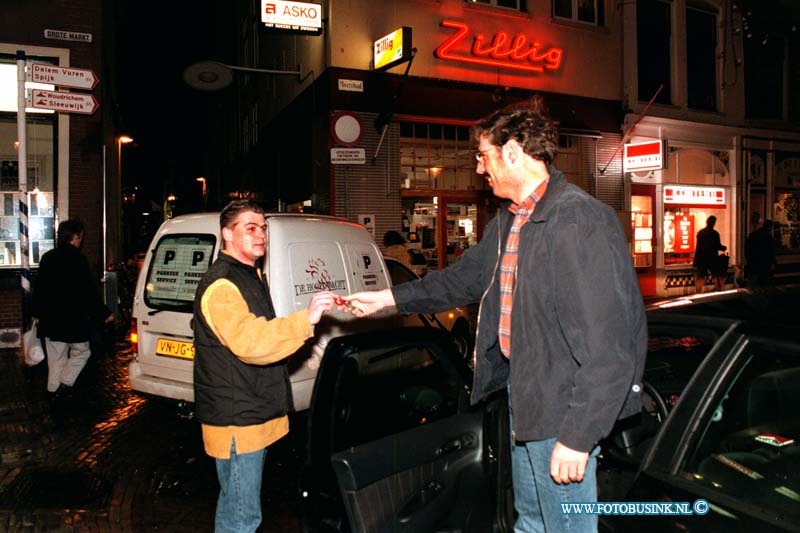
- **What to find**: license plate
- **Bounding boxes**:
[156,338,195,360]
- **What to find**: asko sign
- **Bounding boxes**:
[624,140,667,172]
[434,20,563,74]
[261,0,321,33]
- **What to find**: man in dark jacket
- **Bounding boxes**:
[344,98,646,532]
[193,200,334,533]
[693,215,727,293]
[32,219,113,397]
[745,218,776,288]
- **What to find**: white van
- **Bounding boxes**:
[128,212,394,411]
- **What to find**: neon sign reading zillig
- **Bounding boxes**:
[434,20,563,73]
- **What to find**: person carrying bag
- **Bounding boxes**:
[23,318,45,366]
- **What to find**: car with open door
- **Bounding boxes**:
[300,286,800,532]
[301,327,513,532]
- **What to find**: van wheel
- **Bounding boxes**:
[451,319,473,359]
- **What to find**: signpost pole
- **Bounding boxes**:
[16,50,30,327]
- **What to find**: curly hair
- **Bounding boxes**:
[472,96,558,165]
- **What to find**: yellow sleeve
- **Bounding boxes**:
[201,278,313,365]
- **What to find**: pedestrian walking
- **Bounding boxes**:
[192,200,334,532]
[745,217,776,288]
[31,219,113,406]
[693,215,727,293]
[342,97,646,532]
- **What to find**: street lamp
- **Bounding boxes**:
[196,176,208,210]
[182,60,308,91]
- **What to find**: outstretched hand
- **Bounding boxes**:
[341,289,395,317]
[307,291,335,325]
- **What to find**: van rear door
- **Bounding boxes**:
[133,233,216,400]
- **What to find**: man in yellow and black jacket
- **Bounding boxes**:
[193,200,334,533]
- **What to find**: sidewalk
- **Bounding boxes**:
[0,342,217,532]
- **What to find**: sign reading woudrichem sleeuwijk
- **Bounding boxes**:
[29,89,98,115]
[261,0,322,33]
[29,63,98,90]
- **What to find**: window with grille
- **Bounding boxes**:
[554,135,595,193]
[399,122,486,191]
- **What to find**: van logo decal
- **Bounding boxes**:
[295,258,347,296]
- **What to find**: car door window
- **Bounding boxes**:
[331,342,461,452]
[681,339,800,520]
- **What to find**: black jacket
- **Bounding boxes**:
[32,245,110,343]
[193,253,293,427]
[393,168,647,452]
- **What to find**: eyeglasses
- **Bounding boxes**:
[475,147,498,162]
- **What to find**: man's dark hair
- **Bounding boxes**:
[219,200,265,230]
[472,96,559,165]
[56,219,84,248]
[383,230,406,247]
[707,215,717,227]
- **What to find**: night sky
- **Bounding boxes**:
[115,0,219,213]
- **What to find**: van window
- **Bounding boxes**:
[144,234,216,312]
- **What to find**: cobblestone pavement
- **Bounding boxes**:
[0,334,306,532]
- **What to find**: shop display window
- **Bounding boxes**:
[0,116,55,268]
[772,192,800,252]
[663,207,729,266]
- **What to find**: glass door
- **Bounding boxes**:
[631,184,657,297]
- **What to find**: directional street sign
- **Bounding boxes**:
[29,89,98,115]
[29,63,99,90]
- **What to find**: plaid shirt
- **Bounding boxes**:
[498,178,548,357]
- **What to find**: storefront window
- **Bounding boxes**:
[661,148,731,267]
[0,116,56,267]
[399,122,483,191]
[772,156,800,253]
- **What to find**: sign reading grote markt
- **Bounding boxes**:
[43,29,93,43]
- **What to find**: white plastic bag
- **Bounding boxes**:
[23,319,45,366]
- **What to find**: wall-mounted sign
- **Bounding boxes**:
[374,27,413,71]
[331,112,362,146]
[624,140,667,173]
[43,29,93,43]
[261,0,322,33]
[331,148,365,165]
[337,79,364,93]
[664,186,726,207]
[434,20,563,74]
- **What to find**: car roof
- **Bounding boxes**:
[646,284,800,329]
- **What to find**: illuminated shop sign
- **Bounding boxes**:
[434,20,563,74]
[624,140,667,173]
[664,186,726,207]
[374,27,413,71]
[261,0,322,33]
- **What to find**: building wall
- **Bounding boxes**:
[0,0,112,337]
[328,0,622,101]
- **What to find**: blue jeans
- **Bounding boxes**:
[510,394,599,532]
[215,438,267,533]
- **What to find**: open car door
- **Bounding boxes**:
[305,327,509,533]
